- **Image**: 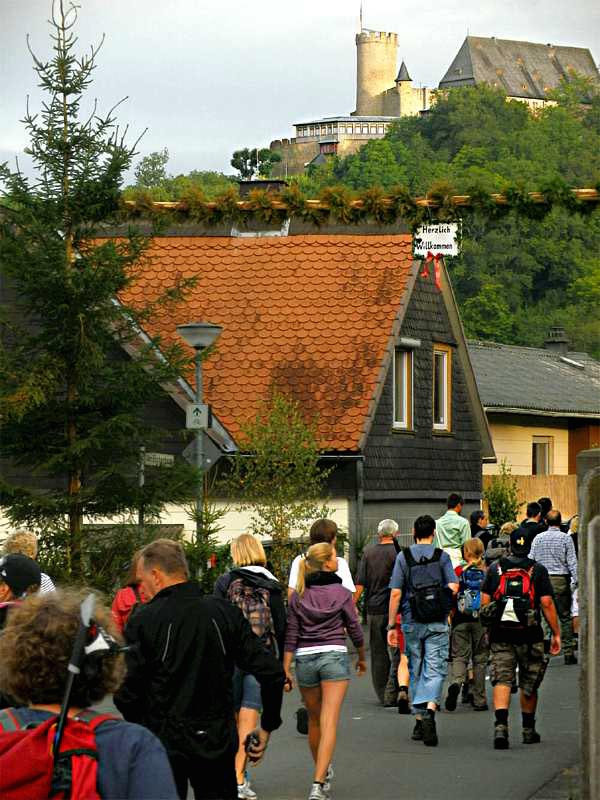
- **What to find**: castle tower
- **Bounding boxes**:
[354,30,399,116]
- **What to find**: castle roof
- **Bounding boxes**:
[439,36,600,99]
[396,61,411,82]
[122,234,416,452]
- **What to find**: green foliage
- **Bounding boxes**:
[134,148,170,188]
[231,147,282,180]
[125,150,237,200]
[484,460,521,527]
[224,392,331,581]
[0,1,198,579]
[303,80,600,356]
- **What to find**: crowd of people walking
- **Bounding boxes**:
[0,493,580,799]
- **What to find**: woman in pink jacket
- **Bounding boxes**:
[284,542,366,800]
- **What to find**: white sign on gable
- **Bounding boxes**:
[414,223,460,257]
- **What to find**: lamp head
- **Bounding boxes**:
[176,322,223,351]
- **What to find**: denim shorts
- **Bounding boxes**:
[232,668,262,712]
[295,651,351,688]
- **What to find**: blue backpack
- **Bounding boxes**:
[457,565,485,618]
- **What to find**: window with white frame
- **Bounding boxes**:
[393,349,413,429]
[432,344,452,431]
[532,436,553,474]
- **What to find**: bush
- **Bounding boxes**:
[484,460,520,527]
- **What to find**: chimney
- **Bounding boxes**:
[544,326,570,354]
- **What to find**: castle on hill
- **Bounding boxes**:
[270,27,599,177]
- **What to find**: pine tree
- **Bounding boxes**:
[0,1,197,579]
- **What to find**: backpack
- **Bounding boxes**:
[227,577,276,652]
[0,707,117,800]
[485,536,510,566]
[492,559,536,628]
[403,547,447,623]
[457,565,485,618]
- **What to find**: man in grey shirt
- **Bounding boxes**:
[355,519,400,706]
[529,508,578,664]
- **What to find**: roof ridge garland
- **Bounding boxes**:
[121,180,600,231]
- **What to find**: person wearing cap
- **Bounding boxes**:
[0,553,42,629]
[1,530,56,593]
[480,528,560,750]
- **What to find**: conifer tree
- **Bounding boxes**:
[0,1,197,578]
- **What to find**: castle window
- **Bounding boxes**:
[326,125,332,134]
[370,126,377,134]
[377,124,384,134]
[347,125,353,134]
[362,124,369,134]
[339,125,346,134]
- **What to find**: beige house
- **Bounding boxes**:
[469,330,600,516]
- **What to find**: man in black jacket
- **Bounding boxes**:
[114,539,285,800]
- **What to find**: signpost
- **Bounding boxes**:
[414,222,460,257]
[186,403,209,430]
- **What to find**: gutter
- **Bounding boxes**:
[485,407,600,420]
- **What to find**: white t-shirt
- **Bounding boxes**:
[288,553,356,593]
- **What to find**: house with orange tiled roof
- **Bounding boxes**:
[116,220,495,547]
[0,218,495,550]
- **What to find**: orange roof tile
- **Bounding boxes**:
[124,235,415,451]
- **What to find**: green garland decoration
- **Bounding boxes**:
[121,181,600,231]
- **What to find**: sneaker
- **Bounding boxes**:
[323,765,334,795]
[564,654,578,665]
[411,719,424,740]
[494,723,509,750]
[397,690,410,714]
[422,714,438,747]
[461,687,474,705]
[445,683,460,712]
[522,727,541,744]
[237,780,257,800]
[308,783,328,800]
[296,706,309,735]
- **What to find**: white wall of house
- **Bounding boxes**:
[483,421,569,476]
[0,497,351,548]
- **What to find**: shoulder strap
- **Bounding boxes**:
[431,548,443,563]
[74,709,119,729]
[0,707,23,732]
[402,547,416,568]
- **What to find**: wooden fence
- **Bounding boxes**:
[483,473,578,519]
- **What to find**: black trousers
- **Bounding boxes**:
[170,749,238,800]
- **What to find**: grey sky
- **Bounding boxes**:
[1,0,599,180]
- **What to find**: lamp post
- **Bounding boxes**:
[176,322,223,544]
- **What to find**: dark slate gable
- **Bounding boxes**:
[363,274,482,499]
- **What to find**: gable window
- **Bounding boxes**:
[393,349,413,429]
[433,344,452,431]
[532,436,553,474]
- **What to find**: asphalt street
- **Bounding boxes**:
[241,657,579,800]
[99,654,579,800]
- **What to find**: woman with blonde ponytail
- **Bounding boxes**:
[284,543,366,800]
[444,536,490,712]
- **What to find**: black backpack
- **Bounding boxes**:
[403,547,447,623]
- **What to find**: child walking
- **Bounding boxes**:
[445,537,489,711]
[284,542,366,800]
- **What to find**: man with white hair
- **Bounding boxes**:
[355,519,401,705]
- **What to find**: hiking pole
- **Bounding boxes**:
[53,593,96,758]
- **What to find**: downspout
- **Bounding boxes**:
[353,457,365,573]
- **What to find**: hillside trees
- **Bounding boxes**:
[305,82,600,356]
[0,1,198,579]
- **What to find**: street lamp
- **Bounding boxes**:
[177,322,223,544]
